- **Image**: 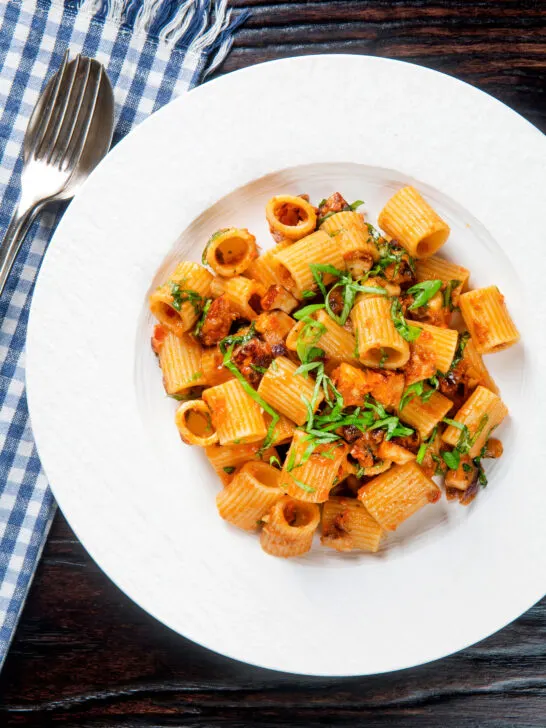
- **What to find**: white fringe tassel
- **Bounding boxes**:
[76,0,237,57]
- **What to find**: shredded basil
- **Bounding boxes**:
[193,298,212,337]
[390,299,421,343]
[407,280,443,310]
[443,279,461,311]
[202,229,229,266]
[416,426,438,465]
[310,263,386,327]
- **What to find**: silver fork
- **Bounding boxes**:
[0,50,114,296]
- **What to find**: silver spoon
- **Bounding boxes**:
[0,51,114,296]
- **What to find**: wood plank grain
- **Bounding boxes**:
[1,3,545,725]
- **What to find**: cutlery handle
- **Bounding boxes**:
[0,205,39,298]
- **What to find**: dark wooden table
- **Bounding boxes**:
[2,2,545,726]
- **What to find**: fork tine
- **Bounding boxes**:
[62,63,103,172]
[29,49,70,160]
[51,56,91,168]
[41,54,81,163]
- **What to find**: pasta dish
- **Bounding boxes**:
[148,186,519,558]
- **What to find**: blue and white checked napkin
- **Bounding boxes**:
[0,0,246,668]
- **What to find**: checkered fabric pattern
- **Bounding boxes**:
[0,0,245,669]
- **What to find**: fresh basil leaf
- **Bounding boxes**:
[293,304,325,320]
[442,450,460,470]
[407,280,443,310]
[390,299,421,343]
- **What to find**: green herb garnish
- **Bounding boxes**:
[416,426,438,465]
[399,377,439,411]
[202,229,229,265]
[407,280,443,310]
[377,240,416,275]
[442,449,460,470]
[450,331,470,370]
[390,298,421,343]
[290,475,316,494]
[223,466,236,474]
[310,263,386,327]
[193,298,212,337]
[169,282,203,315]
[318,199,364,226]
[443,279,461,311]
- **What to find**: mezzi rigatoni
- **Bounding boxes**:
[320,210,379,261]
[158,330,206,395]
[280,431,348,503]
[442,386,508,458]
[459,286,520,354]
[321,497,383,552]
[216,462,283,531]
[260,497,320,557]
[378,185,450,258]
[257,356,322,427]
[398,389,454,439]
[203,379,267,445]
[413,322,458,373]
[273,230,344,297]
[358,461,441,531]
[150,261,212,336]
[351,294,410,369]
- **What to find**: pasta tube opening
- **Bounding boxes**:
[246,461,282,489]
[378,186,450,259]
[260,496,320,557]
[216,461,283,531]
[149,261,212,335]
[205,228,258,277]
[175,400,218,446]
[266,195,317,241]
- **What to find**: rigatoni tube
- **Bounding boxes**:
[149,261,212,336]
[280,430,348,503]
[351,294,410,369]
[265,195,317,241]
[273,230,344,297]
[412,322,458,373]
[216,461,283,531]
[314,309,358,364]
[157,330,206,395]
[415,255,469,305]
[257,356,322,426]
[442,385,508,458]
[321,497,383,552]
[204,228,258,277]
[320,210,379,261]
[260,496,320,557]
[358,461,441,531]
[210,275,265,320]
[378,186,450,258]
[459,286,520,354]
[175,400,218,446]
[398,389,453,439]
[203,379,267,445]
